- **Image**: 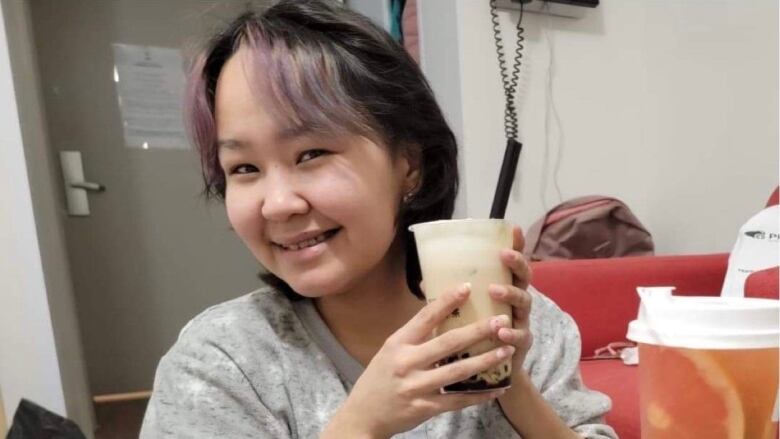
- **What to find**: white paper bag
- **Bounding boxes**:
[721,205,779,298]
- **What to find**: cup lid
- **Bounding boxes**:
[626,287,780,349]
[408,218,508,234]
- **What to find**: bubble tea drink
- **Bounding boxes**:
[627,288,780,439]
[410,219,514,393]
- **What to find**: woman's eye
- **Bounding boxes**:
[297,149,328,164]
[228,164,259,175]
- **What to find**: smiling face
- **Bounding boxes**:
[215,48,418,297]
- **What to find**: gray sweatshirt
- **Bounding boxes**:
[140,286,617,438]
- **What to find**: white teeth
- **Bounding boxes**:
[282,232,330,251]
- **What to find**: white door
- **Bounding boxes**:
[26,0,266,397]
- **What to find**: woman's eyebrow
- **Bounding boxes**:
[217,126,313,151]
[275,125,312,142]
[217,139,242,150]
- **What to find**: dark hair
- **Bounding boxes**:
[185,0,458,300]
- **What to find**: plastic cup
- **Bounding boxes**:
[627,287,780,439]
[409,218,513,393]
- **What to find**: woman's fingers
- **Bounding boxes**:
[420,344,515,392]
[512,226,526,253]
[413,314,511,367]
[500,248,532,289]
[497,326,533,352]
[488,284,532,320]
[505,226,532,289]
[394,283,471,344]
[488,283,534,357]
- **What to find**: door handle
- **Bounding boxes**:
[59,151,104,216]
[70,181,105,192]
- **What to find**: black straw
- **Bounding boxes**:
[489,138,522,219]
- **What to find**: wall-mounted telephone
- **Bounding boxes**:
[494,0,598,18]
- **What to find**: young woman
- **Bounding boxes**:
[141,1,616,438]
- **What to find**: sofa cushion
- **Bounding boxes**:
[745,266,779,299]
[531,254,728,357]
[580,359,640,439]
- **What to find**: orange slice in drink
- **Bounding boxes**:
[640,345,744,439]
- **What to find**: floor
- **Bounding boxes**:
[94,398,149,439]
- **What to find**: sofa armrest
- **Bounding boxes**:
[530,253,729,358]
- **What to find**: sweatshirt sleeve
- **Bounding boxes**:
[485,287,618,439]
[140,319,291,438]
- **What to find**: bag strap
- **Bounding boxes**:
[582,341,637,360]
[545,197,615,226]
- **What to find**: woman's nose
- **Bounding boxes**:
[260,173,309,222]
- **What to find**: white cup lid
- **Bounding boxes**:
[626,287,780,349]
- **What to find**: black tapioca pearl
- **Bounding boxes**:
[462,352,470,359]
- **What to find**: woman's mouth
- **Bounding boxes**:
[275,228,341,252]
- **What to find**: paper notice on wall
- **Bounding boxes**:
[112,43,188,149]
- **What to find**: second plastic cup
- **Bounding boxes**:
[627,287,780,439]
[410,218,513,393]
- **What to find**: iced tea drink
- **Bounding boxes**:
[628,290,780,439]
[410,219,513,393]
[639,345,778,439]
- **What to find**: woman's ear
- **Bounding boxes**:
[400,143,422,195]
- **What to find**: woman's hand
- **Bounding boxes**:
[488,227,580,438]
[489,226,534,389]
[322,284,514,439]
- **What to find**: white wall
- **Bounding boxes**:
[348,0,391,31]
[0,0,67,426]
[424,0,778,255]
[417,0,469,218]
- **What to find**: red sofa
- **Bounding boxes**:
[531,254,778,438]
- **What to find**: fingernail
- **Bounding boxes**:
[497,346,515,359]
[489,285,507,298]
[490,314,510,331]
[498,327,513,339]
[456,283,471,298]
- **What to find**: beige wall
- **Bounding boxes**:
[0,388,6,434]
[0,0,75,431]
[0,0,95,434]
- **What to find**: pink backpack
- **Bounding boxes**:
[524,196,654,261]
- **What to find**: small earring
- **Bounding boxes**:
[403,191,414,203]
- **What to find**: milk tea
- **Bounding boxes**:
[410,219,513,393]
